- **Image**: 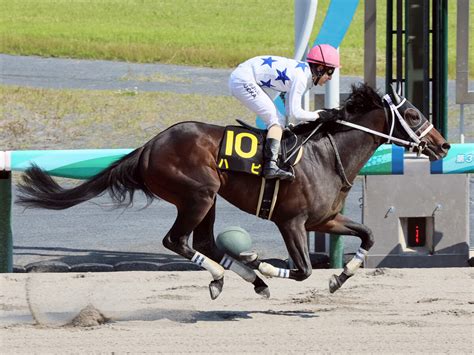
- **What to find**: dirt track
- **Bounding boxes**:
[1,268,473,354]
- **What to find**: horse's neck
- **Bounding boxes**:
[331,109,387,181]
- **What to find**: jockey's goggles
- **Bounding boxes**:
[312,64,335,77]
[324,67,335,76]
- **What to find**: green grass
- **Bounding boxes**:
[2,85,471,151]
[0,85,254,150]
[1,0,471,78]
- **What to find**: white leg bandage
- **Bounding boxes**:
[258,262,290,278]
[343,248,368,276]
[220,254,257,283]
[191,252,225,280]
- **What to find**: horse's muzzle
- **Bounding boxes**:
[424,142,450,161]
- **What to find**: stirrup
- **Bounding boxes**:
[264,167,294,181]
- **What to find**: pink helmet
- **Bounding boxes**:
[307,44,340,68]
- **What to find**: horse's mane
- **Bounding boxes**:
[343,82,383,117]
[290,82,383,136]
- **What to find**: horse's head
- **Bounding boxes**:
[384,85,450,161]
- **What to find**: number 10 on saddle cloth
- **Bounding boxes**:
[217,126,265,176]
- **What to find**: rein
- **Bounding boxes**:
[281,91,433,187]
[282,123,353,188]
[283,122,323,164]
[334,94,433,155]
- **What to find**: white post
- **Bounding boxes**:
[295,0,318,114]
[294,0,318,61]
[325,48,340,109]
[292,0,318,268]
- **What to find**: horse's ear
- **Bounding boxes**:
[389,83,402,105]
[396,83,402,97]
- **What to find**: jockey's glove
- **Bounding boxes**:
[316,109,339,124]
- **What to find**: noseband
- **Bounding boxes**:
[334,95,433,156]
[382,94,433,155]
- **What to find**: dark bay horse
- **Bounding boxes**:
[18,83,450,299]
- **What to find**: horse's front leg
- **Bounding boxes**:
[312,213,374,293]
[241,217,312,282]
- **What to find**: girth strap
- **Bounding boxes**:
[256,178,280,219]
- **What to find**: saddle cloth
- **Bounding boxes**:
[217,120,305,219]
[217,120,304,177]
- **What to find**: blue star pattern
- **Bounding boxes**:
[261,56,277,68]
[275,68,290,85]
[259,79,275,88]
[295,61,308,72]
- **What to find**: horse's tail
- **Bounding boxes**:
[17,147,154,210]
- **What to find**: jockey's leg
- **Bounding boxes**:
[310,213,374,293]
[229,77,293,180]
[263,125,294,180]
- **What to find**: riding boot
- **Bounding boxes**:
[263,138,294,180]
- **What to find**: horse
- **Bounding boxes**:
[17,83,450,299]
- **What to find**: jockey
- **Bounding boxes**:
[229,44,340,180]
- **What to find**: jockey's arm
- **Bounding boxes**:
[286,76,319,123]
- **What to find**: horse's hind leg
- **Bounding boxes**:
[162,193,226,300]
[192,200,270,298]
[191,199,219,259]
[312,213,374,293]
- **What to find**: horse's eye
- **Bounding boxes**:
[404,108,421,126]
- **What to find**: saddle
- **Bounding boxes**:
[217,120,308,219]
[217,119,304,177]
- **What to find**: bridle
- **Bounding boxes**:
[281,89,437,190]
[334,94,434,156]
[283,90,435,186]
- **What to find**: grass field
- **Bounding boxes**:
[1,0,472,78]
[1,84,471,151]
[0,85,254,150]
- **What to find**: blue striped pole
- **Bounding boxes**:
[430,144,474,174]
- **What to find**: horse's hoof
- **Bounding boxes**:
[239,252,260,269]
[254,285,270,298]
[239,252,258,263]
[209,277,224,300]
[329,274,341,294]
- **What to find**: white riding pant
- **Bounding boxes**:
[229,67,285,129]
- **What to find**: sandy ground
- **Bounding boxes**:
[1,268,473,354]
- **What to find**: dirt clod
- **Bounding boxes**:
[68,304,109,327]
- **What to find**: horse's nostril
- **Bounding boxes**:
[442,143,451,150]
